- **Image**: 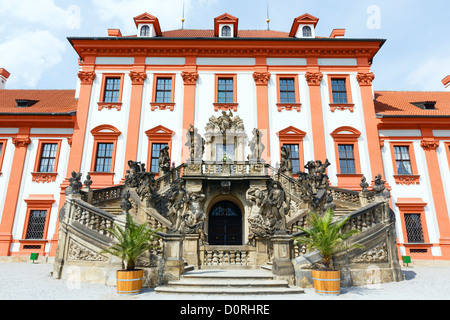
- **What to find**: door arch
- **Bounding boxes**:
[208,200,242,245]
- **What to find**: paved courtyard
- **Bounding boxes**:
[0,261,449,301]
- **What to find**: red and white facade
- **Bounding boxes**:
[0,12,449,261]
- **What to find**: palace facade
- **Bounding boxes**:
[0,12,449,266]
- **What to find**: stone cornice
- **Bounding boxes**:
[77,71,96,85]
[252,72,271,85]
[305,72,323,86]
[12,137,31,148]
[356,72,375,86]
[181,71,199,85]
[129,71,147,85]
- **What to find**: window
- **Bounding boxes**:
[283,144,300,173]
[218,78,234,103]
[216,144,235,161]
[0,140,5,173]
[25,210,47,239]
[140,25,150,36]
[155,78,173,103]
[338,144,356,174]
[103,78,121,103]
[279,79,296,103]
[221,26,231,37]
[404,213,425,243]
[302,26,312,37]
[331,79,348,103]
[151,74,176,111]
[394,146,412,175]
[151,143,168,173]
[95,143,113,172]
[38,143,58,172]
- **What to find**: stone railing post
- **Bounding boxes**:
[271,234,295,285]
[161,233,184,283]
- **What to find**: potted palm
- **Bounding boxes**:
[103,213,161,295]
[294,209,363,295]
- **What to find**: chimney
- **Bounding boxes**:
[442,76,450,92]
[0,68,10,89]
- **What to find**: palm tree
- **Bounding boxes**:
[103,213,161,271]
[294,209,363,270]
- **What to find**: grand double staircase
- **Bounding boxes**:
[52,161,402,290]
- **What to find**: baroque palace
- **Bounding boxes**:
[0,12,449,288]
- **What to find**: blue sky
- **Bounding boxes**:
[0,0,449,91]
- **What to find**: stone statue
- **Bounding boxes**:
[120,190,132,215]
[179,191,206,241]
[165,179,190,233]
[217,110,233,133]
[280,146,292,176]
[248,128,265,162]
[360,176,370,193]
[158,145,171,175]
[247,187,276,240]
[267,180,290,234]
[373,173,390,199]
[66,171,83,195]
[185,124,205,161]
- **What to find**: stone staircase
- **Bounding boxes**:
[154,269,304,295]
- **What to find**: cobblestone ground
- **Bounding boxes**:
[1,262,449,300]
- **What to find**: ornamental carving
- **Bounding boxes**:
[252,72,271,85]
[350,242,388,263]
[77,71,96,85]
[67,240,108,262]
[329,103,354,113]
[420,139,439,151]
[31,172,57,183]
[129,71,147,85]
[12,137,31,148]
[305,72,323,86]
[181,71,199,85]
[97,102,122,111]
[356,72,375,86]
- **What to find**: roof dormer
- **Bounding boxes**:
[214,13,238,38]
[289,13,319,38]
[134,12,162,37]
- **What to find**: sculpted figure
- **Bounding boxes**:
[66,171,83,195]
[248,128,265,162]
[280,146,292,176]
[179,192,207,240]
[158,145,171,175]
[186,125,205,161]
[267,180,290,233]
[166,179,189,233]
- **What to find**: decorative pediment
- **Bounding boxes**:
[277,126,306,138]
[145,125,175,140]
[289,13,319,38]
[214,13,239,37]
[90,124,121,137]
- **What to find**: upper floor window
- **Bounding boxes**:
[103,78,121,103]
[218,78,234,103]
[283,144,300,173]
[394,146,412,175]
[279,78,296,103]
[140,25,150,36]
[302,26,312,37]
[38,143,58,173]
[331,79,348,104]
[221,26,231,37]
[95,142,114,172]
[150,143,168,173]
[338,144,356,174]
[155,78,173,103]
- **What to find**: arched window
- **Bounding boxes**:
[221,25,231,37]
[302,26,312,37]
[140,25,150,36]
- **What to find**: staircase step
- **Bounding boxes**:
[155,269,304,295]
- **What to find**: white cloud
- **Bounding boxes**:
[0,30,66,88]
[0,0,70,29]
[405,55,450,91]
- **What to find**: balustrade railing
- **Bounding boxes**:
[200,245,255,266]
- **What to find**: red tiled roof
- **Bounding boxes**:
[161,29,291,38]
[0,90,77,114]
[374,91,450,116]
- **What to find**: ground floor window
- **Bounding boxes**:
[25,210,47,239]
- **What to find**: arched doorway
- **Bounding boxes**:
[208,201,242,245]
